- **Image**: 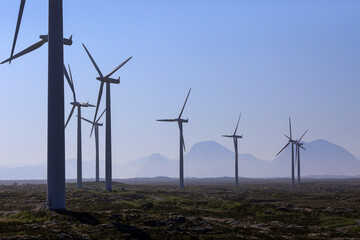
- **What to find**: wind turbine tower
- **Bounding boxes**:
[63,65,95,188]
[83,44,132,191]
[223,113,243,187]
[276,117,296,187]
[157,88,191,189]
[78,109,106,182]
[294,130,308,185]
[2,0,71,209]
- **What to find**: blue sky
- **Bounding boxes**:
[0,1,359,170]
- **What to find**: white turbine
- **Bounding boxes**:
[276,117,297,187]
[223,113,243,187]
[77,109,106,182]
[63,65,95,188]
[82,43,132,191]
[293,129,308,185]
[157,88,191,189]
[2,0,71,209]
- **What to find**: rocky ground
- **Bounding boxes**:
[0,178,360,239]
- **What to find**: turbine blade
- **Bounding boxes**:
[234,112,242,135]
[284,134,290,140]
[157,119,177,122]
[63,64,76,101]
[222,135,233,138]
[91,82,105,136]
[289,117,292,140]
[233,138,238,153]
[276,141,290,156]
[298,129,308,142]
[82,43,103,77]
[104,56,132,79]
[85,103,95,107]
[2,39,46,64]
[178,88,191,119]
[178,122,186,152]
[68,64,77,101]
[9,0,26,64]
[65,105,76,128]
[79,116,93,124]
[295,145,299,169]
[181,135,186,152]
[96,109,106,123]
[63,64,72,89]
[90,127,94,138]
[295,156,298,169]
[300,145,306,150]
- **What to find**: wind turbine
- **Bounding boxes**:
[2,0,70,209]
[276,117,296,187]
[1,34,72,64]
[293,130,308,185]
[77,109,106,183]
[223,113,243,187]
[63,65,95,189]
[82,43,132,191]
[157,88,191,189]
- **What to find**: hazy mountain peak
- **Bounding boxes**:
[149,153,167,160]
[1,139,359,180]
[307,139,357,158]
[190,140,221,148]
[188,140,232,156]
[309,139,333,146]
[272,138,360,177]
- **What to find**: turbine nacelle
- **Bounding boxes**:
[96,76,120,84]
[2,34,73,64]
[156,118,188,123]
[64,35,73,45]
[39,35,47,41]
[179,118,188,123]
[222,134,242,139]
[285,135,297,143]
[70,101,95,107]
[294,141,305,150]
[39,34,72,45]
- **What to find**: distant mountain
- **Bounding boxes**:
[184,141,268,178]
[118,141,269,178]
[66,159,105,179]
[116,155,149,178]
[271,139,360,177]
[136,153,177,178]
[0,139,359,180]
[0,164,46,180]
[117,139,360,178]
[0,159,103,180]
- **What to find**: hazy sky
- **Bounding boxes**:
[0,1,359,168]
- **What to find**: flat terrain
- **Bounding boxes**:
[1,178,360,239]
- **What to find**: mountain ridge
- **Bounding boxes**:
[121,139,360,178]
[0,139,358,180]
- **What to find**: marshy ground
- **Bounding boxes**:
[0,178,360,239]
